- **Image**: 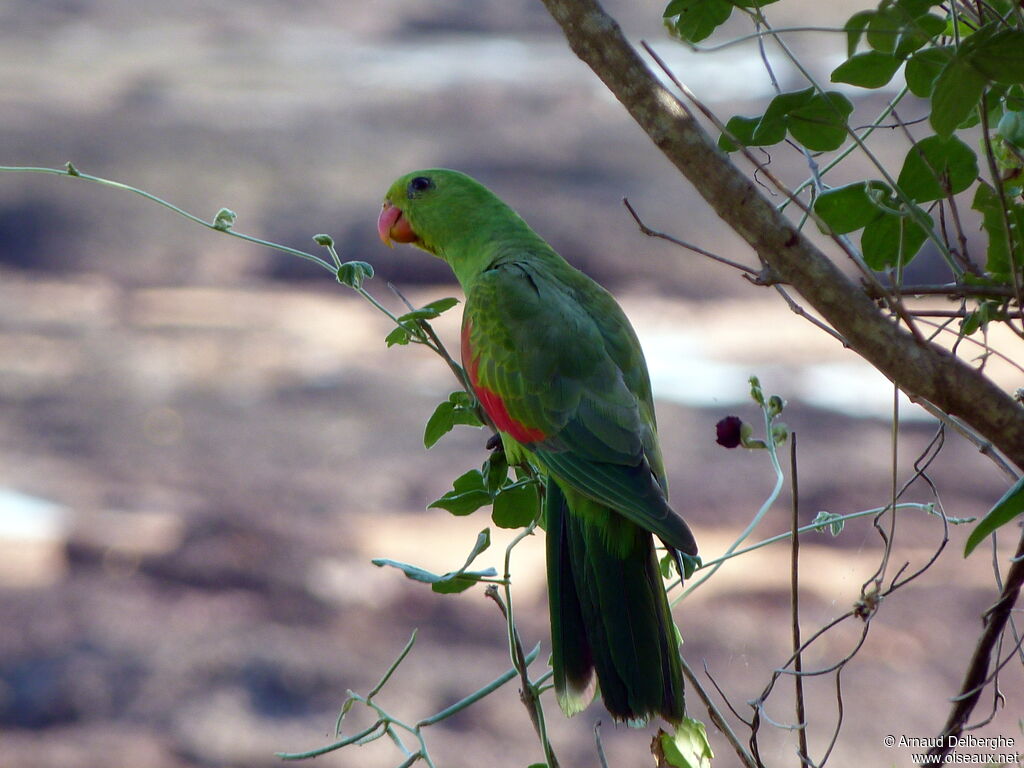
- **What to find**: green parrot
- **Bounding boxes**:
[377,169,698,725]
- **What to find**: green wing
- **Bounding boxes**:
[464,255,697,556]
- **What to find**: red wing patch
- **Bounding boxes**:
[461,318,547,444]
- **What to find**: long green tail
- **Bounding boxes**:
[546,479,685,725]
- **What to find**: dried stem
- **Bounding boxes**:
[789,434,809,765]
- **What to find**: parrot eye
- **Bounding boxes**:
[407,176,434,197]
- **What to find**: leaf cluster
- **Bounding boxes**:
[686,0,1024,286]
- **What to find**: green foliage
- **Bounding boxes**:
[491,479,540,529]
[424,391,484,448]
[860,208,931,269]
[930,53,988,136]
[429,469,493,516]
[384,296,459,347]
[336,260,374,289]
[959,298,1002,336]
[964,476,1024,557]
[654,719,714,768]
[999,110,1024,147]
[373,528,496,593]
[212,207,236,231]
[663,0,732,44]
[973,182,1024,277]
[905,45,953,96]
[706,0,1024,281]
[895,135,977,202]
[831,51,903,89]
[813,180,892,234]
[429,457,542,529]
[719,88,853,152]
[398,296,460,322]
[663,0,780,43]
[811,510,846,537]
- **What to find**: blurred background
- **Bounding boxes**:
[1,1,1022,766]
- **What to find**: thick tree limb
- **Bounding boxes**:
[535,0,1024,759]
[537,0,1024,473]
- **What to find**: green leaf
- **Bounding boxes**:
[423,392,483,448]
[337,260,374,289]
[811,510,845,536]
[786,91,854,151]
[385,325,411,347]
[372,528,494,594]
[659,550,675,579]
[965,30,1024,85]
[396,297,459,323]
[866,6,901,53]
[213,208,237,231]
[964,476,1024,557]
[459,527,492,569]
[429,470,491,516]
[960,300,999,336]
[895,0,941,16]
[844,11,874,58]
[758,88,815,136]
[483,450,509,493]
[719,115,772,152]
[930,54,987,136]
[972,182,1024,276]
[905,45,954,97]
[435,528,494,593]
[722,89,852,152]
[831,51,903,89]
[370,559,497,595]
[894,13,946,59]
[656,719,714,768]
[422,296,459,315]
[423,402,455,448]
[814,180,890,234]
[492,482,540,529]
[861,209,930,269]
[663,0,732,44]
[896,135,978,202]
[997,110,1024,148]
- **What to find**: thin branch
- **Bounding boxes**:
[927,533,1024,760]
[870,283,1020,299]
[536,0,1024,470]
[0,164,338,274]
[772,285,850,346]
[789,434,810,765]
[623,197,760,276]
[593,722,610,768]
[640,40,927,341]
[679,657,759,768]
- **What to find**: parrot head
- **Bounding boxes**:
[377,169,536,269]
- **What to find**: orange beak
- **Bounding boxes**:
[377,201,418,247]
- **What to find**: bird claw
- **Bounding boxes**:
[485,433,503,451]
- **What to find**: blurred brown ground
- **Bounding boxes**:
[1,2,1022,767]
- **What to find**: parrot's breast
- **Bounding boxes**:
[461,318,547,444]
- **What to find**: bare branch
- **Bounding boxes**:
[789,434,810,765]
[928,533,1024,759]
[622,197,761,276]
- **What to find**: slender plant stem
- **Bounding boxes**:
[789,433,810,765]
